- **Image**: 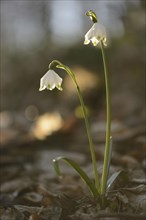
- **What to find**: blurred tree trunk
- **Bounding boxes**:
[27,0,52,41]
[39,1,52,40]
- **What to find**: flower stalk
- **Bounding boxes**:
[85,10,112,205]
[75,84,100,194]
[100,41,111,196]
[49,60,101,194]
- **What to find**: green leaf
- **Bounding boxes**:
[107,170,124,191]
[106,136,113,184]
[53,156,99,197]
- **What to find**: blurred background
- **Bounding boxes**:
[0,3,146,216]
[0,0,145,142]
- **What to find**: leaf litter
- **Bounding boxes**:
[0,111,146,219]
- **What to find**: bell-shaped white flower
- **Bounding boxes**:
[39,70,63,91]
[84,23,107,46]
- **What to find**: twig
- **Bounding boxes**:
[95,212,146,219]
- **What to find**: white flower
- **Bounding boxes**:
[84,23,107,46]
[39,70,63,91]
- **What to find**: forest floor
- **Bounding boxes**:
[0,110,146,220]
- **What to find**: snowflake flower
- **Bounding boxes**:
[39,70,63,91]
[84,23,107,46]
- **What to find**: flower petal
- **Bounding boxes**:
[39,70,63,92]
[84,22,107,47]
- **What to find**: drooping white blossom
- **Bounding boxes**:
[84,23,107,46]
[39,70,63,91]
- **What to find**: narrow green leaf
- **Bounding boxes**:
[53,157,62,178]
[107,170,123,191]
[106,136,113,186]
[52,156,99,197]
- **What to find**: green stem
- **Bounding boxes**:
[100,41,111,196]
[65,65,101,195]
[76,84,100,194]
[49,60,101,195]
